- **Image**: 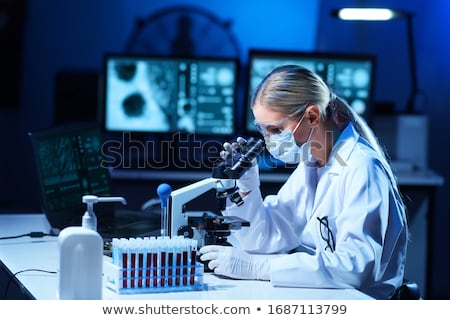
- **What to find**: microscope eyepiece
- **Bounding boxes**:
[223,137,264,179]
[211,137,265,207]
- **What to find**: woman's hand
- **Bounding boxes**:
[199,245,270,280]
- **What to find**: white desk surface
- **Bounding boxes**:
[0,214,371,300]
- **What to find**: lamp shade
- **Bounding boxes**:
[332,8,408,21]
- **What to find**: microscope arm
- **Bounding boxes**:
[168,177,218,237]
[164,137,263,241]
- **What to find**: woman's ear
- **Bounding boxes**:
[305,105,321,127]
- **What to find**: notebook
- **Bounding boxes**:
[28,122,161,240]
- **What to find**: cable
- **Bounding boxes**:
[3,268,57,299]
[0,232,56,240]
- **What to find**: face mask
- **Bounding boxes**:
[265,116,314,164]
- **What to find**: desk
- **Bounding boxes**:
[109,167,444,186]
[0,214,370,300]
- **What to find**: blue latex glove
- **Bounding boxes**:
[199,245,270,280]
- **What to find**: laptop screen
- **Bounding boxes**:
[29,123,112,230]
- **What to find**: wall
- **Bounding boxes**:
[0,0,319,210]
[419,1,450,300]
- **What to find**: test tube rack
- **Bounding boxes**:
[103,236,205,294]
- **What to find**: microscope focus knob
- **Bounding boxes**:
[177,225,194,238]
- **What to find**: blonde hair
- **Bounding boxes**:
[251,65,404,201]
[251,65,384,158]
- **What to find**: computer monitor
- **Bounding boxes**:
[102,54,239,137]
[28,123,112,229]
[245,49,376,134]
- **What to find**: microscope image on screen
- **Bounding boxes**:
[105,59,172,132]
[245,50,375,134]
[318,60,372,116]
[175,61,236,134]
[103,55,238,136]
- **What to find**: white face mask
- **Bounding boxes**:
[265,116,314,164]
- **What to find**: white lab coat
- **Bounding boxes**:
[224,123,408,299]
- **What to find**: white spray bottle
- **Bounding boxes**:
[58,195,127,300]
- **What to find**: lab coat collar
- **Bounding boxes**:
[325,122,360,175]
[308,123,360,212]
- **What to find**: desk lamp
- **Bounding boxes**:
[331,8,418,114]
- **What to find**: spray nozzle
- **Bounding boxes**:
[82,195,127,231]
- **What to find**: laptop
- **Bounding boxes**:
[28,122,161,241]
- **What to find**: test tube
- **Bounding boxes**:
[160,238,167,287]
[175,246,182,286]
[145,238,153,287]
[151,239,158,287]
[190,240,198,285]
[168,244,174,287]
[137,239,144,288]
[122,240,130,289]
[111,238,119,264]
[182,241,188,286]
[157,183,172,237]
[129,238,136,288]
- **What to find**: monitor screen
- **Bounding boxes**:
[245,49,376,133]
[28,123,112,229]
[102,54,239,136]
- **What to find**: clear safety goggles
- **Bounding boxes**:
[254,109,305,136]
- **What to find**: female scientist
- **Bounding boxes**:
[199,65,408,299]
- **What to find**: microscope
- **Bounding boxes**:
[165,137,265,247]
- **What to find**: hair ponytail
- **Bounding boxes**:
[330,95,385,159]
[330,93,404,199]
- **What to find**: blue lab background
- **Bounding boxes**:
[0,0,449,298]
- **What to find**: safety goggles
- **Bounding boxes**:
[254,109,305,136]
